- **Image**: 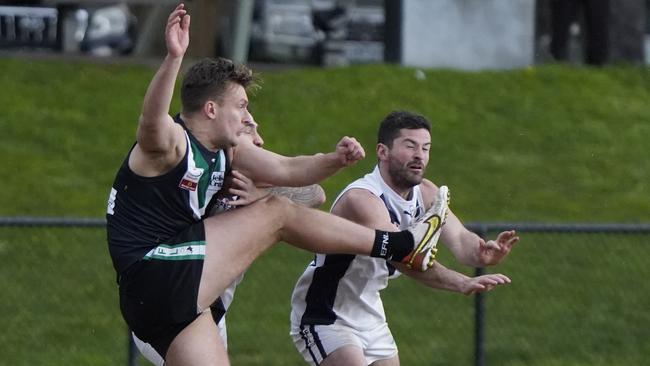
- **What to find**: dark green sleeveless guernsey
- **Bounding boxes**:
[106,115,229,274]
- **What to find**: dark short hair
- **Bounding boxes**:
[180,57,257,113]
[377,111,431,147]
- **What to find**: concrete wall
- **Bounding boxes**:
[399,0,535,70]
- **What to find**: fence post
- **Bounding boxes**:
[474,226,487,366]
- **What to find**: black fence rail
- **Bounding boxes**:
[2,217,649,366]
[0,216,105,227]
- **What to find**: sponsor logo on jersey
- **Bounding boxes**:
[179,167,203,191]
[205,171,226,201]
[210,171,224,188]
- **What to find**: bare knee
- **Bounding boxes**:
[254,194,304,240]
[260,192,293,206]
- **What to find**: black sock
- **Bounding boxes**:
[370,230,414,261]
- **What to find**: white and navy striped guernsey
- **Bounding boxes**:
[106,115,229,275]
[290,165,425,331]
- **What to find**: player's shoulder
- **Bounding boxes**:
[333,188,383,213]
[332,187,391,226]
[419,179,439,209]
[420,178,439,194]
[337,187,381,206]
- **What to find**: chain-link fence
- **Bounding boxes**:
[465,223,650,366]
[1,218,648,366]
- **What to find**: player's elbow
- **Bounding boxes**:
[312,185,326,207]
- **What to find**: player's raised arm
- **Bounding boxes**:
[426,192,519,267]
[441,210,519,267]
[136,4,190,156]
[333,184,508,294]
[231,136,365,187]
[420,180,520,267]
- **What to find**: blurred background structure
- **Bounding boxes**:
[0,0,648,67]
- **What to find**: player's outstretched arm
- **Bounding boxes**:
[332,187,511,294]
[221,170,326,209]
[395,261,511,295]
[231,136,365,187]
[136,4,190,156]
[419,180,520,267]
[265,185,326,208]
[211,169,326,213]
[441,211,519,267]
[223,124,328,208]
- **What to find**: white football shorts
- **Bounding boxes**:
[291,322,397,365]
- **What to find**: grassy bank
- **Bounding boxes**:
[1,57,648,365]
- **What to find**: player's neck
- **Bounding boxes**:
[378,167,412,200]
[182,114,229,151]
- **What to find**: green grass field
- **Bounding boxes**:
[1,57,648,365]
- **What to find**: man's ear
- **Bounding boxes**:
[204,100,218,119]
[376,143,389,161]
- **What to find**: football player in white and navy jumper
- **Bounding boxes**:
[290,111,520,366]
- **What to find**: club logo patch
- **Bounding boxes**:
[179,167,203,191]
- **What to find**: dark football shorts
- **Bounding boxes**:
[118,221,206,359]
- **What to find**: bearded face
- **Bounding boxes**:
[381,128,431,191]
[387,152,426,189]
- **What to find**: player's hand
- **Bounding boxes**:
[165,3,190,58]
[461,273,511,295]
[335,136,365,166]
[478,230,519,266]
[226,170,269,206]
